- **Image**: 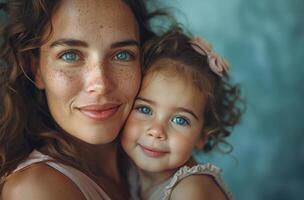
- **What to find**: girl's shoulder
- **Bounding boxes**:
[170,172,227,200]
[1,162,86,200]
[164,164,233,200]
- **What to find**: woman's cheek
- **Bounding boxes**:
[118,65,141,99]
[44,69,82,100]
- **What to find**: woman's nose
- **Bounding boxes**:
[146,122,167,140]
[85,62,114,95]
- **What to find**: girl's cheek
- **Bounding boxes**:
[125,114,144,137]
[171,134,196,151]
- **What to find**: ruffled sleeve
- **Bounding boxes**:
[161,163,234,200]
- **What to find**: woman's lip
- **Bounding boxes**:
[139,144,168,158]
[77,104,120,121]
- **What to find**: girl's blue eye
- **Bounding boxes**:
[114,51,132,61]
[171,116,189,126]
[61,52,80,62]
[136,105,152,115]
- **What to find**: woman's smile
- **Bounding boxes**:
[77,103,121,121]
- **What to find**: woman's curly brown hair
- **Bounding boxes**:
[142,27,244,153]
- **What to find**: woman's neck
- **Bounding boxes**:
[78,140,120,180]
[77,140,130,199]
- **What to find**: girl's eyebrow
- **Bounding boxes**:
[137,97,199,120]
[136,97,155,105]
[175,107,199,120]
[50,38,140,49]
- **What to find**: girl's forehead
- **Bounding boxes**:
[145,59,187,78]
[144,58,211,95]
[140,66,207,118]
[142,68,197,97]
[145,59,198,86]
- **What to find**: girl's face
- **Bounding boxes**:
[122,59,206,172]
[35,0,141,144]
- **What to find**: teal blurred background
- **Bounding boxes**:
[158,0,304,199]
[1,0,303,199]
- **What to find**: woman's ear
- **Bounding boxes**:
[32,57,45,89]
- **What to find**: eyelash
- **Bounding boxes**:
[135,105,152,115]
[135,104,191,126]
[113,50,135,62]
[171,116,190,126]
[58,50,135,63]
[59,50,82,63]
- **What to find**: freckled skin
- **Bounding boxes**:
[35,0,141,144]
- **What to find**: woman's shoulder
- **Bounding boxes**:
[1,163,86,200]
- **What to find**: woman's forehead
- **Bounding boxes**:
[45,0,139,43]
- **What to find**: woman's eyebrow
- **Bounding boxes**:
[50,39,88,48]
[111,39,140,49]
[49,39,139,49]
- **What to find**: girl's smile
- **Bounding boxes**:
[138,144,169,158]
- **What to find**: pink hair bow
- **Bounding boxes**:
[189,36,229,77]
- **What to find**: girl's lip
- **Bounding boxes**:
[139,144,168,158]
[77,104,120,121]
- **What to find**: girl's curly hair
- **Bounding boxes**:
[142,27,244,153]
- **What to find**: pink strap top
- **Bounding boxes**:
[3,150,111,200]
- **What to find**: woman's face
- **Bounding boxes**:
[35,0,141,144]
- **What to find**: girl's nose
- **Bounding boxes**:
[85,62,114,95]
[146,123,167,140]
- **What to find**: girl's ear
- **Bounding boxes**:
[32,57,45,89]
[195,132,208,149]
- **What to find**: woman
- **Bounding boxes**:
[0,0,161,199]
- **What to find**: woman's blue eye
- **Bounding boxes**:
[114,51,132,61]
[171,116,189,126]
[61,52,80,62]
[136,106,152,115]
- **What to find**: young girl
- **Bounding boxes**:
[122,27,242,200]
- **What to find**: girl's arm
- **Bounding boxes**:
[1,163,86,200]
[170,175,228,200]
